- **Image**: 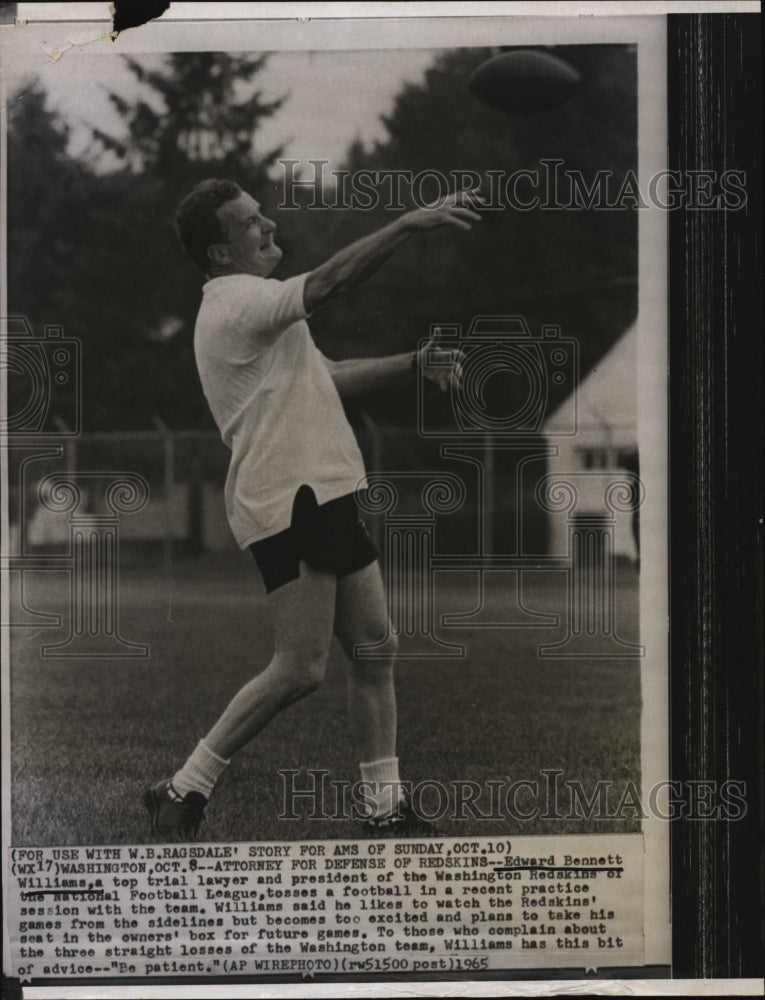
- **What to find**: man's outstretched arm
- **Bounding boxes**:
[303,192,481,313]
[323,330,464,399]
[323,353,413,398]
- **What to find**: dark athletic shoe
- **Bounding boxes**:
[364,798,440,837]
[144,779,207,839]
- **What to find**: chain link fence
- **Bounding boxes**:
[8,418,550,567]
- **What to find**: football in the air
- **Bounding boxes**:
[468,49,581,115]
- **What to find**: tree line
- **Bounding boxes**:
[7,47,637,433]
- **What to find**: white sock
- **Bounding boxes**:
[173,740,229,800]
[359,757,404,819]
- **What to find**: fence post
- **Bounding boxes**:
[53,414,77,478]
[187,440,204,556]
[152,416,174,576]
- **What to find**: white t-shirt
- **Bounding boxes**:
[194,271,367,548]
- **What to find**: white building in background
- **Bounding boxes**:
[543,321,640,563]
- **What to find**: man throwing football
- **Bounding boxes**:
[145,179,479,838]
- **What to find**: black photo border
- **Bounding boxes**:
[668,11,763,982]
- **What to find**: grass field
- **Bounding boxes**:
[10,554,641,845]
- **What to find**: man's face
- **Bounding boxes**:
[212,192,282,277]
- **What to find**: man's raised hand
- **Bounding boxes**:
[407,188,484,232]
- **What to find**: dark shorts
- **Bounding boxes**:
[249,485,378,594]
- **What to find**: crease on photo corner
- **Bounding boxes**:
[33,1,171,61]
[44,34,114,64]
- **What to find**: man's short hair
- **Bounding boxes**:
[175,179,242,272]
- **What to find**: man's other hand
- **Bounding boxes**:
[417,327,466,393]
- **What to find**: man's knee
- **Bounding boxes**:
[275,646,330,699]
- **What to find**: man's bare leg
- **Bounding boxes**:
[334,561,402,818]
[169,561,336,802]
[334,560,398,762]
[203,561,336,759]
